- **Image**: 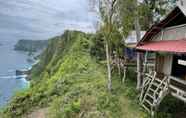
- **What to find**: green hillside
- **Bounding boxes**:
[14,39,48,52]
[1,31,147,118]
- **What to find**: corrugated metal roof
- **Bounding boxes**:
[136,40,186,53]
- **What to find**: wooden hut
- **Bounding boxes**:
[136,1,186,116]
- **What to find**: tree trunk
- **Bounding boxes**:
[105,40,112,92]
[135,11,142,90]
[117,58,121,79]
[122,66,127,83]
[136,53,142,90]
[116,50,121,79]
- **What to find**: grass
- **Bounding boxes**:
[47,73,148,118]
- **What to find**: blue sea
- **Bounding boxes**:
[0,40,31,107]
[0,0,99,107]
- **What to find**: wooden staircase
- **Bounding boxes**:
[140,72,169,117]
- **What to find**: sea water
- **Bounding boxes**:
[0,40,31,106]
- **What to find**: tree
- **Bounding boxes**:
[99,0,118,91]
[99,0,140,91]
[134,0,142,90]
[139,0,177,29]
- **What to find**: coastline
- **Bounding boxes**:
[16,59,39,81]
[0,55,39,107]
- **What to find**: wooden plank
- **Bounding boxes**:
[123,64,136,67]
[170,85,186,102]
[146,93,154,99]
[170,76,186,85]
[152,82,160,87]
[169,85,186,95]
[137,53,143,90]
[154,78,162,83]
[165,23,186,31]
[143,63,155,67]
[171,92,186,102]
[149,88,155,92]
[142,104,150,113]
[144,99,153,106]
[145,74,154,78]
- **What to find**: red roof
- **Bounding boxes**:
[136,40,186,53]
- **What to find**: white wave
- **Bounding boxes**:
[0,75,27,79]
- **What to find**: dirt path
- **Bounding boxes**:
[26,108,48,118]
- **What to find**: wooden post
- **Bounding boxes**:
[137,52,142,90]
[143,51,148,73]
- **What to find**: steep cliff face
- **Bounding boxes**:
[1,31,146,118]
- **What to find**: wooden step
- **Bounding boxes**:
[142,104,150,113]
[148,89,159,96]
[145,74,154,79]
[149,88,155,92]
[144,99,153,106]
[151,82,164,88]
[152,82,159,87]
[154,78,162,83]
[149,88,159,93]
[146,93,154,99]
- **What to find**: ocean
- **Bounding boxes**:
[0,0,99,107]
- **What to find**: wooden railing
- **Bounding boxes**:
[169,76,186,102]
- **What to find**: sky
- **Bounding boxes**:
[0,0,99,41]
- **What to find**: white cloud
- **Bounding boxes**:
[0,0,99,40]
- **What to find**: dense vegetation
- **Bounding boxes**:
[1,31,148,118]
[14,39,48,52]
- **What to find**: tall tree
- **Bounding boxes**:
[99,0,118,91]
[100,0,140,90]
[134,0,142,90]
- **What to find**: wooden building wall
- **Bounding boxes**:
[152,24,186,41]
[156,54,173,78]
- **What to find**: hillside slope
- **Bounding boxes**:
[1,31,147,118]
